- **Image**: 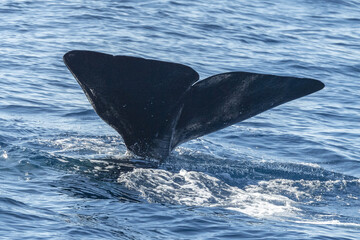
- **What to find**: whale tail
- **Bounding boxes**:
[64,50,324,159]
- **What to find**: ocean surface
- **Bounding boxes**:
[1,0,359,239]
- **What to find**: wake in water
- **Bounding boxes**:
[118,168,299,219]
[1,114,359,239]
[21,132,358,225]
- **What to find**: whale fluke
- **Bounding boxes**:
[63,50,324,159]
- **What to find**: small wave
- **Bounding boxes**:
[0,104,54,114]
[0,197,28,208]
[62,109,95,118]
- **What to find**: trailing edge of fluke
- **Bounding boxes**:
[63,50,324,159]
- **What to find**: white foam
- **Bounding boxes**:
[293,220,360,227]
[117,168,300,219]
[1,150,8,159]
[297,162,321,168]
[246,178,360,202]
[36,136,125,157]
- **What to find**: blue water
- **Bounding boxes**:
[1,0,359,239]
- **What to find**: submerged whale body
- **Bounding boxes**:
[63,50,324,159]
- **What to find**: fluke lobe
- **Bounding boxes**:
[63,50,324,159]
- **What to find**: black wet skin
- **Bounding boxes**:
[64,50,324,159]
